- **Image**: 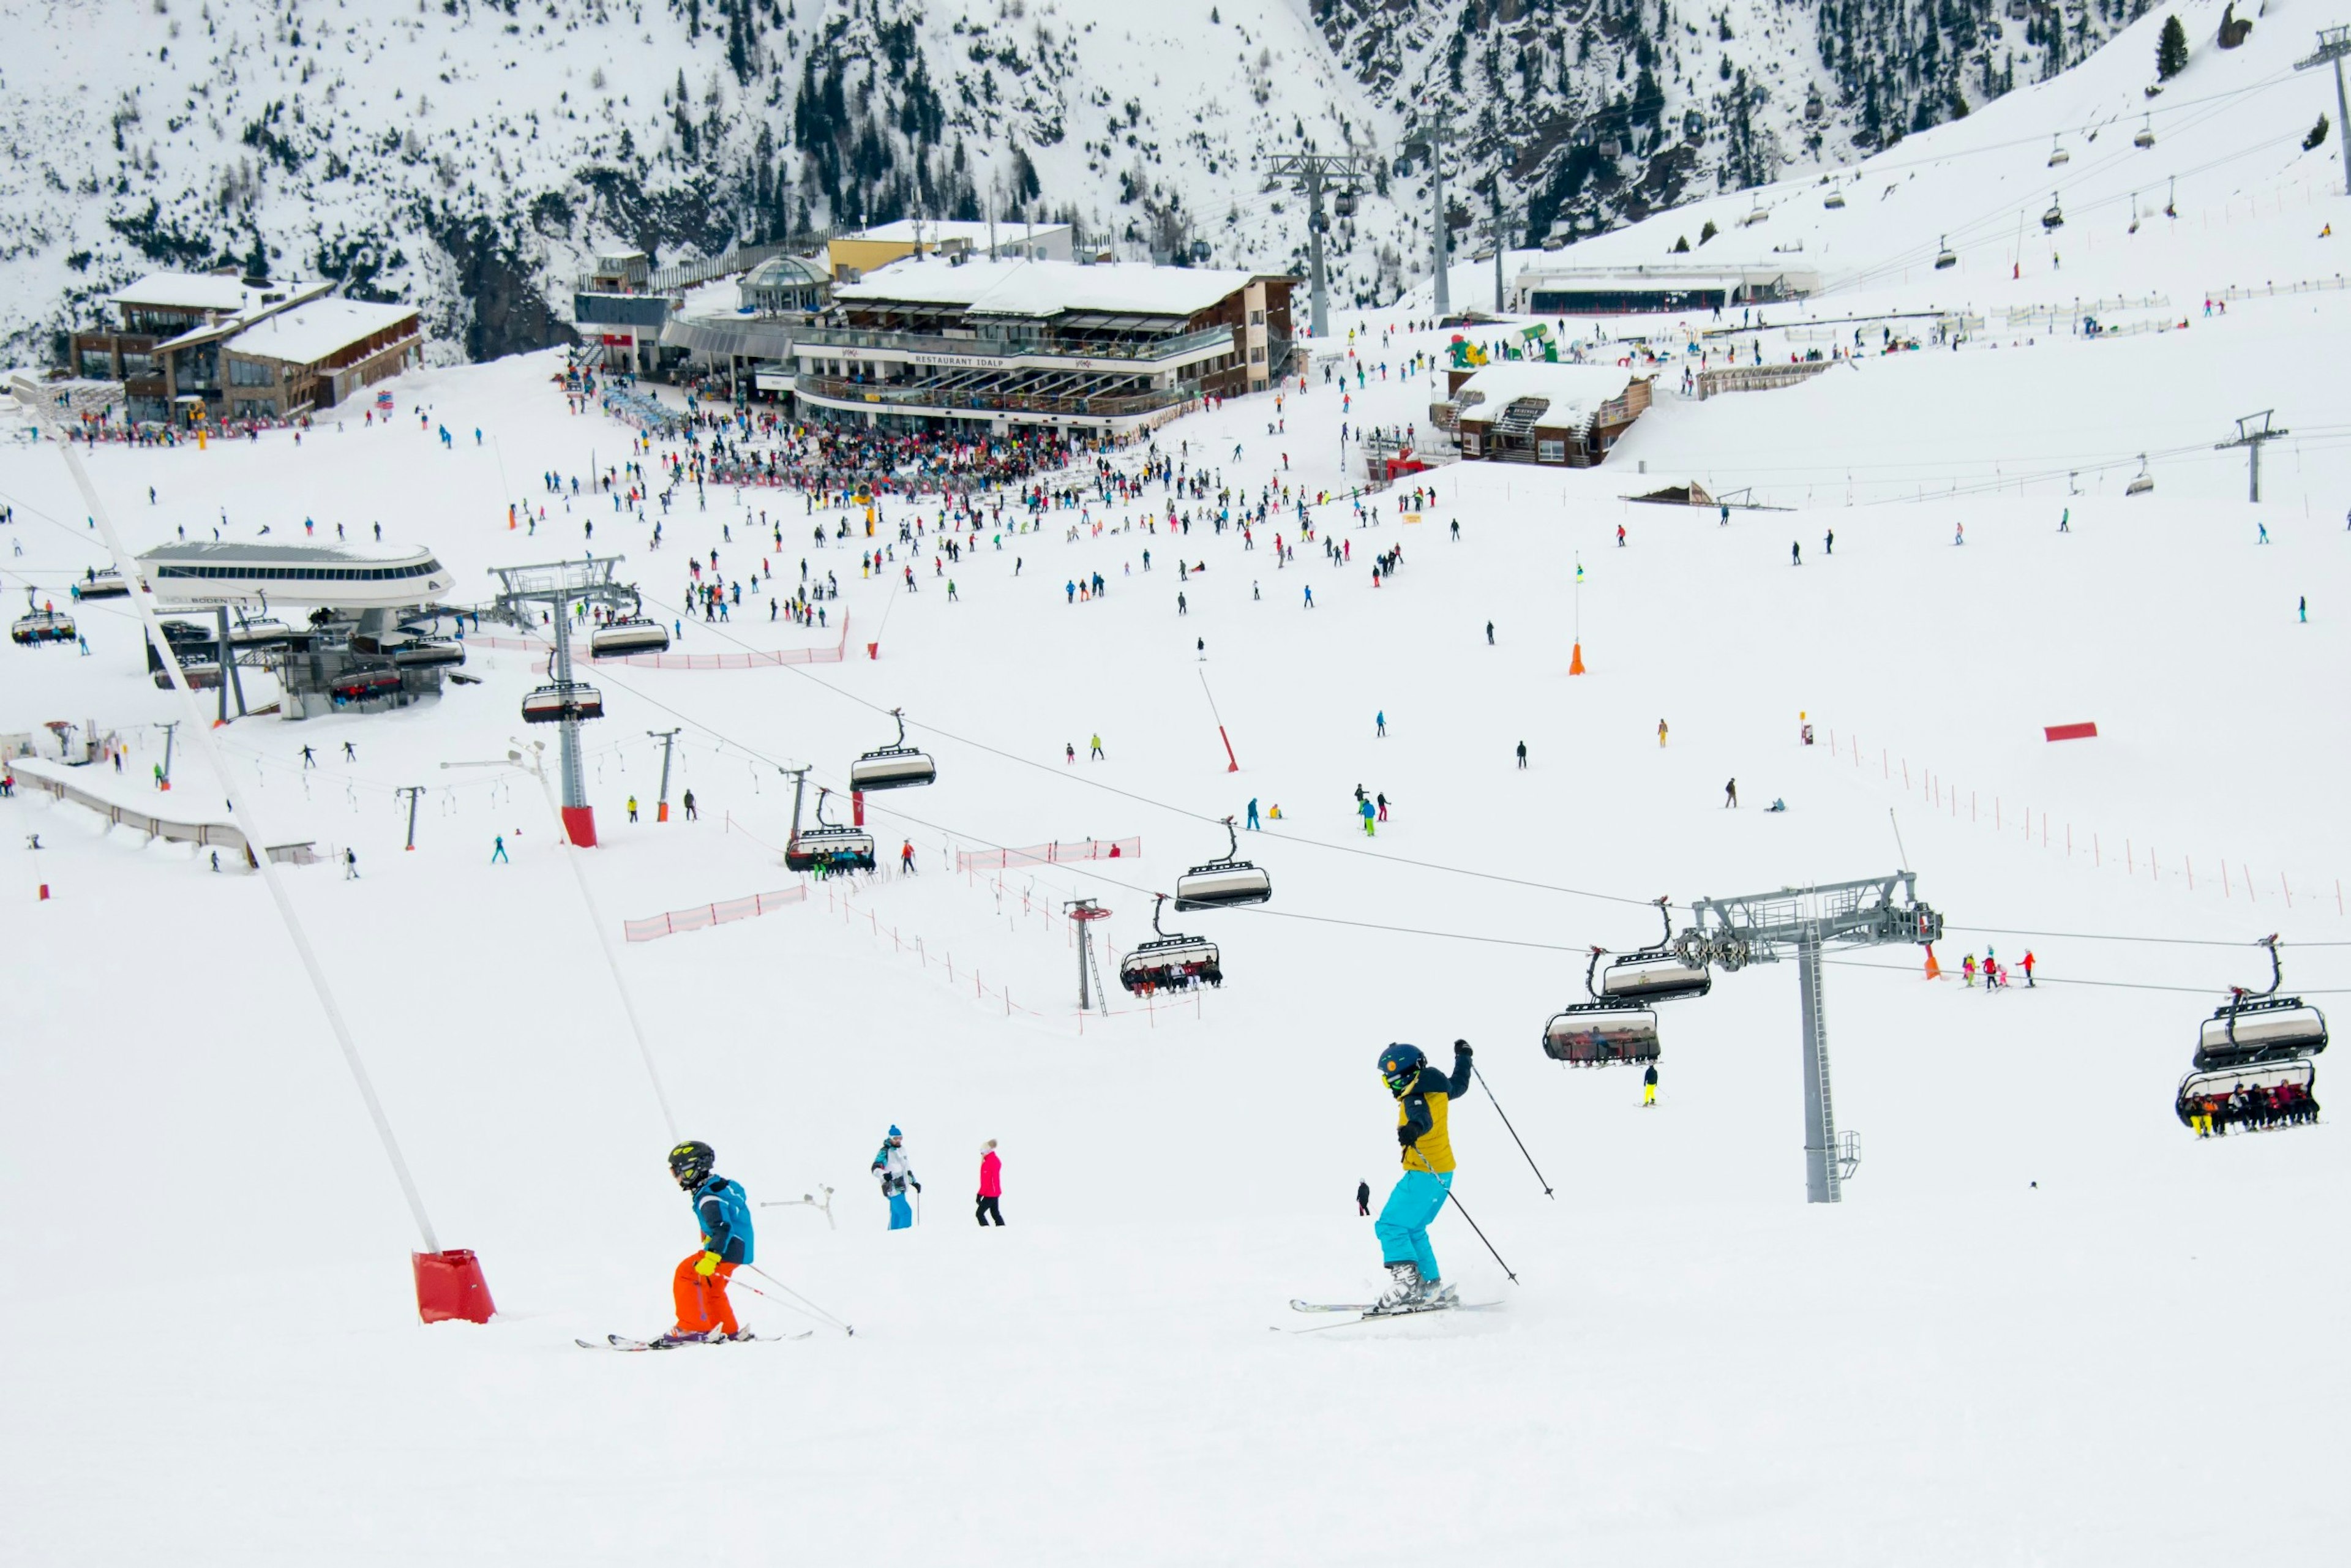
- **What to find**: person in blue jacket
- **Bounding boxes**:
[664,1140,753,1344]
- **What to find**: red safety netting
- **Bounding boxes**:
[624,886,807,942]
[955,837,1141,872]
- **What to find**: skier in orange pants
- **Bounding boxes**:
[661,1140,753,1345]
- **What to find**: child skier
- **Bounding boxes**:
[663,1140,754,1345]
[872,1126,921,1229]
[1373,1040,1474,1312]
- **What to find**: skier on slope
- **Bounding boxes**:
[1373,1040,1474,1312]
[662,1140,754,1345]
[872,1126,921,1229]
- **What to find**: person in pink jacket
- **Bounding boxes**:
[976,1139,1005,1227]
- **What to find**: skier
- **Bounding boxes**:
[1376,791,1390,822]
[872,1127,920,1229]
[1376,711,1386,737]
[976,1139,1005,1227]
[491,835,509,864]
[900,839,916,874]
[1643,1062,1659,1108]
[1724,778,1738,808]
[1356,1180,1371,1217]
[682,788,697,821]
[2020,950,2036,987]
[2060,508,2070,534]
[1616,523,1626,547]
[1090,733,1105,760]
[1657,719,1669,748]
[1374,1040,1474,1311]
[343,848,359,880]
[1485,620,1494,645]
[1962,953,1977,988]
[1791,541,1801,566]
[1515,741,1528,770]
[1246,797,1261,830]
[662,1139,754,1345]
[627,795,639,823]
[1824,529,1834,557]
[1066,742,1078,765]
[1359,796,1377,836]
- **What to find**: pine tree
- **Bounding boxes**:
[2156,15,2189,80]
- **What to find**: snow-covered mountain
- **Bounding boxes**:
[1,0,2170,362]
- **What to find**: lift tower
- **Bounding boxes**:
[489,557,638,846]
[1682,872,1944,1204]
[1262,151,1379,339]
[2297,27,2351,198]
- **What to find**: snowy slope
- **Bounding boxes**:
[4,15,2350,1561]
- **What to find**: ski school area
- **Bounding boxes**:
[7,21,2351,1563]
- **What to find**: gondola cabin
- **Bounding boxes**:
[786,827,876,873]
[1542,1007,1660,1065]
[849,748,937,791]
[1119,937,1223,994]
[2195,1000,2327,1069]
[2176,1057,2319,1134]
[1598,955,1712,1002]
[591,617,671,656]
[1173,861,1273,911]
[521,681,602,724]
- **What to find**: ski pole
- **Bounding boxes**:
[1471,1059,1554,1198]
[744,1265,857,1335]
[1439,1186,1518,1285]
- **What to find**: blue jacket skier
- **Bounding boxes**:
[872,1126,921,1229]
[1375,1040,1472,1310]
[666,1140,753,1342]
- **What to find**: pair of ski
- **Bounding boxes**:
[1285,1294,1499,1332]
[578,1330,812,1352]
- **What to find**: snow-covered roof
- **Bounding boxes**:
[1453,364,1639,429]
[836,258,1271,321]
[111,273,263,312]
[227,300,418,365]
[861,219,1070,246]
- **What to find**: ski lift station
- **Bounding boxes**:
[1510,260,1820,315]
[1441,364,1653,468]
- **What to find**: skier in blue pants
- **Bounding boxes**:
[872,1126,920,1229]
[1373,1040,1472,1310]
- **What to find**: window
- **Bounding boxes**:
[79,351,114,378]
[1537,440,1566,462]
[1249,346,1265,364]
[230,359,277,387]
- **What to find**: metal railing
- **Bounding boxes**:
[794,375,1199,419]
[795,323,1232,366]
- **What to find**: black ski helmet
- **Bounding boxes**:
[667,1140,715,1187]
[1378,1043,1427,1094]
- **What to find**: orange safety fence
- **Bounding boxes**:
[624,886,808,942]
[955,836,1141,872]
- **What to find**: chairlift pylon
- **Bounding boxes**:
[1172,816,1272,911]
[2194,936,2328,1070]
[849,707,936,792]
[1119,893,1224,994]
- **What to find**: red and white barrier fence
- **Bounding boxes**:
[624,886,807,942]
[955,836,1141,872]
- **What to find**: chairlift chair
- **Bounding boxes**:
[1594,898,1714,1002]
[10,589,74,647]
[2134,116,2155,149]
[786,787,877,872]
[2041,196,2065,230]
[1935,235,1957,269]
[389,636,465,668]
[227,617,293,647]
[2125,455,2154,495]
[1119,894,1224,994]
[2194,937,2328,1070]
[1824,191,1847,210]
[2175,1056,2320,1134]
[1173,816,1272,911]
[521,680,602,724]
[849,707,936,792]
[2047,137,2071,167]
[591,609,671,656]
[77,569,129,599]
[1542,947,1662,1066]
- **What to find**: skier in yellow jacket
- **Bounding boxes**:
[1374,1040,1473,1311]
